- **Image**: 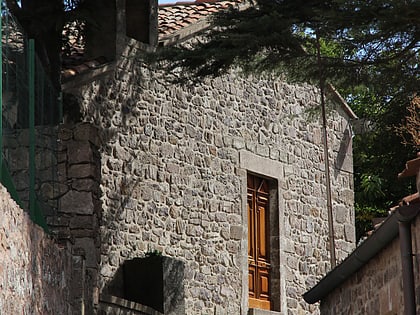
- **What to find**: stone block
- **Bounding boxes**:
[74,237,97,269]
[74,123,100,147]
[72,179,98,192]
[344,224,355,243]
[58,126,74,141]
[70,215,94,229]
[40,182,69,200]
[68,164,97,179]
[60,191,94,215]
[46,215,70,227]
[68,141,94,164]
[230,226,243,241]
[334,205,348,224]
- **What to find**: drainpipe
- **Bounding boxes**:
[398,209,417,315]
[398,220,416,315]
[316,30,336,268]
[397,155,420,314]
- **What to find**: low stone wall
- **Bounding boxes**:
[2,123,102,314]
[0,184,73,314]
[320,214,420,315]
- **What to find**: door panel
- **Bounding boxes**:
[257,203,267,259]
[248,193,255,259]
[248,174,271,310]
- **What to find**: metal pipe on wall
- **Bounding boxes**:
[398,219,416,315]
[316,30,336,268]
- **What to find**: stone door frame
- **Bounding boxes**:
[239,150,286,314]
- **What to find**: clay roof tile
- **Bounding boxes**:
[158,0,242,39]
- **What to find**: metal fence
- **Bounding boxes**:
[1,6,62,230]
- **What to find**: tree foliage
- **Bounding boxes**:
[156,0,420,86]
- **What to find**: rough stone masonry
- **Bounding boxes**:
[68,40,357,315]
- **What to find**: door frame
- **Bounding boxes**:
[247,173,271,310]
[239,150,285,314]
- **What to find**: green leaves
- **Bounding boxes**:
[359,174,385,201]
[153,0,419,92]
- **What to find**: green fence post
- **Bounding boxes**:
[28,39,35,220]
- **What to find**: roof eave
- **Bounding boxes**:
[398,156,420,178]
[61,61,116,92]
[158,18,211,46]
[326,83,358,120]
[157,0,250,46]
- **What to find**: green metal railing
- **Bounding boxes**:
[1,5,63,230]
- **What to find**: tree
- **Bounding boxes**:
[154,0,420,239]
[156,0,420,86]
[397,96,420,148]
[350,86,418,240]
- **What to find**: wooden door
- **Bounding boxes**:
[247,174,271,310]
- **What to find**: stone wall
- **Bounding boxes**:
[52,123,103,314]
[3,126,59,213]
[320,214,420,314]
[73,41,356,315]
[0,184,73,314]
[2,123,102,314]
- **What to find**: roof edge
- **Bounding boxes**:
[61,61,116,92]
[398,156,420,179]
[158,0,250,46]
[325,83,358,120]
[303,203,420,304]
[159,18,211,46]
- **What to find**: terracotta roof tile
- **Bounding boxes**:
[61,56,109,80]
[61,0,242,82]
[158,0,243,40]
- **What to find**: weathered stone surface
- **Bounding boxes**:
[320,232,408,315]
[40,182,69,199]
[68,140,94,164]
[60,190,94,214]
[68,163,97,178]
[74,237,97,268]
[59,126,74,141]
[0,185,73,314]
[73,123,101,147]
[72,178,98,191]
[70,215,94,229]
[73,39,356,315]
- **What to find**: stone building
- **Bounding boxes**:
[304,155,420,315]
[1,1,357,314]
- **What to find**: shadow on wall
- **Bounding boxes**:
[334,127,352,178]
[103,255,185,315]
